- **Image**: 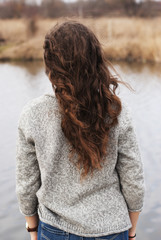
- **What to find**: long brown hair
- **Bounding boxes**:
[43,19,131,181]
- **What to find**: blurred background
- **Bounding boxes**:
[0,0,161,239]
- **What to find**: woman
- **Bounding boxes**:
[16,19,145,240]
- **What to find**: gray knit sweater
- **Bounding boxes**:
[15,92,145,237]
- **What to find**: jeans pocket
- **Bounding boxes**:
[40,221,68,240]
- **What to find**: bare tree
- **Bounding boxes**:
[0,0,160,19]
[41,0,67,18]
[121,0,142,16]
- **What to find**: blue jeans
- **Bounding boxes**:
[37,220,129,240]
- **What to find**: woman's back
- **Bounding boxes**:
[16,92,144,237]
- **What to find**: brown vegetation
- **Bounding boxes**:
[0,17,161,63]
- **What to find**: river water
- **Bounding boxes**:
[0,61,161,240]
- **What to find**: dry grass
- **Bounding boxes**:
[0,17,161,62]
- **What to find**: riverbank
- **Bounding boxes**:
[0,17,161,63]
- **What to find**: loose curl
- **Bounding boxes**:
[43,19,131,182]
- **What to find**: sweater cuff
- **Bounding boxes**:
[128,206,143,212]
[19,207,38,217]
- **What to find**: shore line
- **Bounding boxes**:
[0,17,161,63]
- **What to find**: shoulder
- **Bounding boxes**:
[119,99,132,120]
[17,92,58,127]
[117,98,134,133]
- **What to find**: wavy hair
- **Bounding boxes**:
[43,19,131,182]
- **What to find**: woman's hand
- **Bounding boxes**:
[25,213,39,240]
[30,231,37,240]
[128,211,139,240]
[128,233,136,240]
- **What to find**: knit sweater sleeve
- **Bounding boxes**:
[15,101,41,216]
[116,101,145,212]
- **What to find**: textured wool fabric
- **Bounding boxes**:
[15,91,145,237]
